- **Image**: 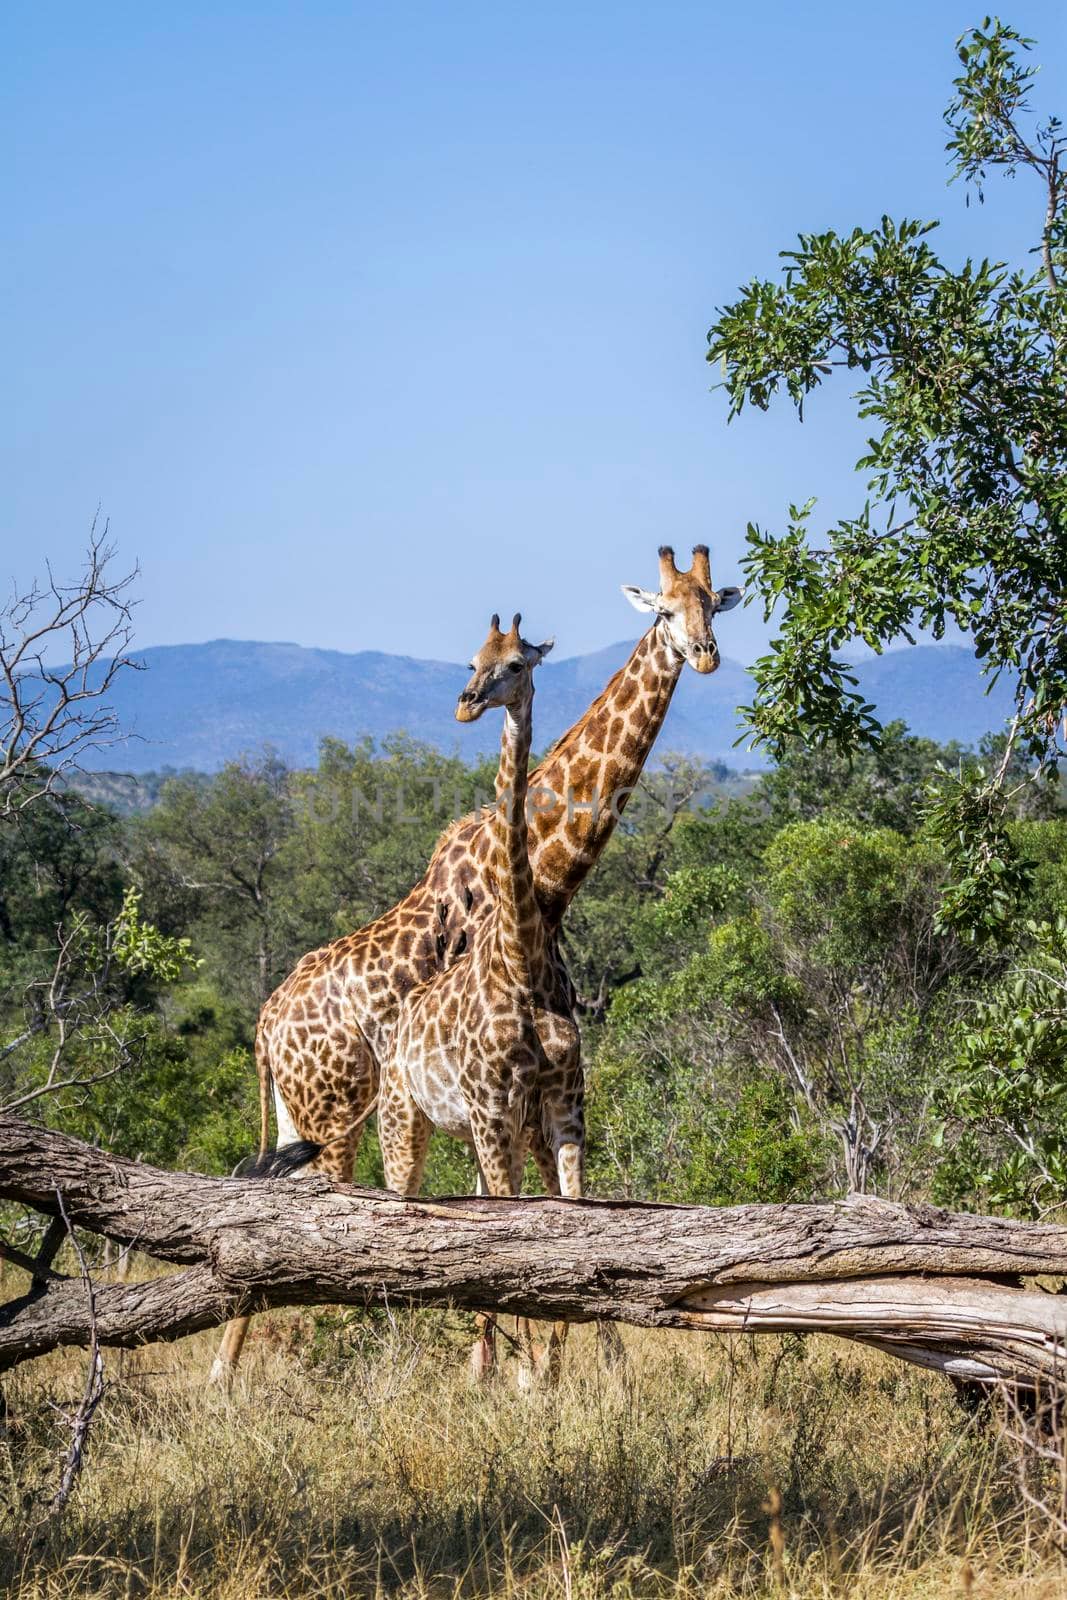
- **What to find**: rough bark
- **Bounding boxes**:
[2,1116,1066,1385]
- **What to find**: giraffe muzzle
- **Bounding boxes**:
[455,692,485,723]
[691,648,720,675]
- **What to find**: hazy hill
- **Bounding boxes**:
[68,637,1015,774]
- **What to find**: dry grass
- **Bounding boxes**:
[2,1302,1065,1599]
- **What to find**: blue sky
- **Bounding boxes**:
[5,1,1065,667]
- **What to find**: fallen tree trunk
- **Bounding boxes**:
[2,1116,1066,1386]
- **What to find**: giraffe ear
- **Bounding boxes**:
[714,586,743,614]
[621,584,660,615]
[526,637,555,666]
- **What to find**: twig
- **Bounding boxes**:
[33,1216,68,1289]
[0,1234,64,1284]
[1043,149,1062,295]
[47,1190,105,1517]
[0,525,140,816]
[2,1058,132,1115]
[993,712,1023,787]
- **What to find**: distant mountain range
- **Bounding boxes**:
[71,636,1016,774]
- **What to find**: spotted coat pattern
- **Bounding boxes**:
[257,625,666,1175]
[255,547,740,1180]
[211,548,739,1380]
[380,619,583,1203]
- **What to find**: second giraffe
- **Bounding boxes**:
[378,611,581,1377]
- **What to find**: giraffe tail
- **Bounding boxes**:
[234,1094,380,1181]
[242,1139,323,1179]
[255,1024,272,1160]
[507,1058,539,1111]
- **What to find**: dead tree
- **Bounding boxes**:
[0,525,139,814]
[2,1117,1066,1388]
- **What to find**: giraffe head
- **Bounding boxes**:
[622,546,742,674]
[455,613,555,722]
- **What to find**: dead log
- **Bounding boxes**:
[2,1115,1066,1386]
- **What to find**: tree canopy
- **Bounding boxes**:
[707,19,1065,816]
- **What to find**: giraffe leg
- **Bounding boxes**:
[208,1091,365,1390]
[209,1074,298,1390]
[549,1134,624,1370]
[504,1133,541,1379]
[544,1137,625,1371]
[537,1138,585,1384]
[378,1065,433,1199]
[209,1048,283,1390]
[469,1130,548,1388]
[470,1167,498,1381]
[513,1126,564,1383]
[469,1138,523,1383]
[209,1315,251,1387]
[556,1140,583,1199]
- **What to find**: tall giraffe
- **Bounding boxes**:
[379,612,579,1378]
[211,546,740,1380]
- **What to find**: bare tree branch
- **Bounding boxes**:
[2,1119,1067,1388]
[0,523,140,814]
[46,1191,105,1518]
[0,899,163,1115]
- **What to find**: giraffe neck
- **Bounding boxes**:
[491,682,543,978]
[527,622,684,923]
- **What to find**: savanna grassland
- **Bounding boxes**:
[4,1283,1066,1600]
[4,721,1067,1598]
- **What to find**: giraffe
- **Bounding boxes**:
[379,611,580,1378]
[210,546,740,1381]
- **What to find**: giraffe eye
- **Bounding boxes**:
[508,660,522,672]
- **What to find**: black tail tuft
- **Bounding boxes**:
[241,1140,323,1180]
